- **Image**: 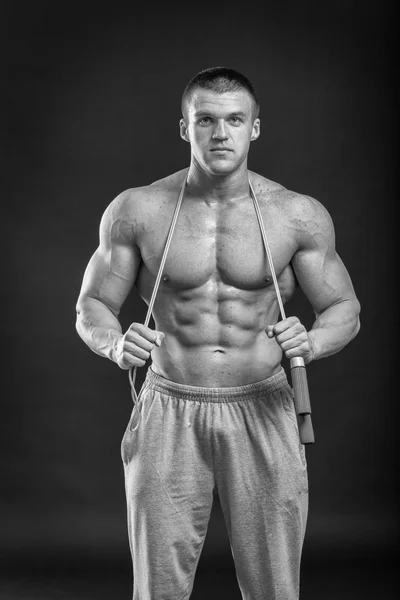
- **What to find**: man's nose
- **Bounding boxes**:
[212,121,228,140]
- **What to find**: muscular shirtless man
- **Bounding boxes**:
[76,67,360,600]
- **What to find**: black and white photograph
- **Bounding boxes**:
[4,2,397,599]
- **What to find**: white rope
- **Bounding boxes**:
[248,179,286,321]
[128,173,187,430]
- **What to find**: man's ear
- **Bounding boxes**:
[180,119,190,143]
[250,118,260,141]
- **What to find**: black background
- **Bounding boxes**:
[4,1,398,598]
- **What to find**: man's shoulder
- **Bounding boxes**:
[249,171,285,198]
[149,168,188,195]
[281,191,332,236]
[105,169,188,220]
[252,172,331,225]
[250,172,333,247]
[125,168,187,197]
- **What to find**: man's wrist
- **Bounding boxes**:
[307,330,318,363]
[103,329,123,363]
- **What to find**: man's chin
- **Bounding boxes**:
[204,158,238,176]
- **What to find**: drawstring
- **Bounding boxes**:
[128,173,187,432]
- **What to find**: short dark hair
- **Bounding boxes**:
[181,66,260,120]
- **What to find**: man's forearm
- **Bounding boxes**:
[308,298,361,361]
[76,296,123,363]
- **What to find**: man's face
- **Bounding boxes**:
[180,88,260,176]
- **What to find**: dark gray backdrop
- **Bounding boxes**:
[4,1,397,599]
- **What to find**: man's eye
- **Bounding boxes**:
[199,117,212,125]
[229,117,242,124]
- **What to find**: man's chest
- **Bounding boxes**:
[138,199,297,291]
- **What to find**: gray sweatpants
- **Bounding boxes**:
[121,366,308,600]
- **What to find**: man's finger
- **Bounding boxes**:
[273,316,300,335]
[128,323,164,345]
[154,331,165,347]
[121,354,146,368]
[125,330,154,352]
[122,341,150,360]
[127,323,156,341]
[276,328,307,344]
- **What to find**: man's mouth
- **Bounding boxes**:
[210,148,233,152]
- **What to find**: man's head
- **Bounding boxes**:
[180,67,261,176]
[181,66,260,122]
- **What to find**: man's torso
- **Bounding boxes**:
[129,169,302,386]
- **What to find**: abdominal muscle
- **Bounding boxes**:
[133,176,297,387]
[149,282,284,387]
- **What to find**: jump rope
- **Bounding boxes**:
[128,175,314,444]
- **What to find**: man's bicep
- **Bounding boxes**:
[292,247,357,316]
[78,243,140,316]
[288,195,357,315]
[77,193,141,316]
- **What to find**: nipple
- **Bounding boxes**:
[162,275,170,283]
[264,275,271,283]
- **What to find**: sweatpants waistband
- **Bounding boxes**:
[144,366,290,403]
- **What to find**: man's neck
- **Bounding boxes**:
[186,161,250,203]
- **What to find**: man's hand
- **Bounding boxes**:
[115,323,165,370]
[266,316,314,364]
